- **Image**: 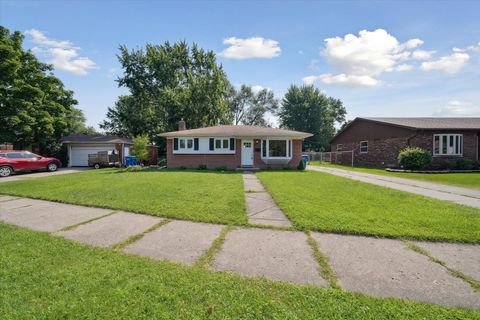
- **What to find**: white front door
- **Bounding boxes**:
[241,140,254,166]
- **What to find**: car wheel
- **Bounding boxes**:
[94,163,100,169]
[0,166,12,177]
[47,162,58,172]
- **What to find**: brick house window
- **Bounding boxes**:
[215,138,229,150]
[337,144,343,151]
[360,141,368,153]
[433,134,463,156]
[261,139,292,159]
[179,138,193,150]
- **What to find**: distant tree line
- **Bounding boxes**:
[1,25,347,155]
[0,26,97,156]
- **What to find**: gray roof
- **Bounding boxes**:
[62,134,133,144]
[160,125,312,138]
[361,117,480,130]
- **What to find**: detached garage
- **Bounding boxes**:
[62,134,133,167]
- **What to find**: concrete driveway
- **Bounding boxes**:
[0,167,89,183]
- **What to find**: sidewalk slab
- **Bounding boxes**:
[243,178,265,192]
[212,228,326,286]
[0,200,112,232]
[415,241,480,281]
[243,174,292,227]
[56,212,161,248]
[123,220,224,265]
[312,233,480,309]
[0,195,19,202]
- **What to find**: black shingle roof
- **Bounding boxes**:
[361,117,480,130]
[62,134,133,144]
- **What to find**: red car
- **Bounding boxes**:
[0,151,62,177]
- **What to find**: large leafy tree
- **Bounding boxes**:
[278,85,346,151]
[226,85,278,126]
[101,41,230,145]
[0,26,79,151]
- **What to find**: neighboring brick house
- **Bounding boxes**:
[330,117,480,167]
[160,120,312,169]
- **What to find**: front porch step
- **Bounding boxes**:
[236,167,261,172]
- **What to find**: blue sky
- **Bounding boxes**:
[2,0,480,129]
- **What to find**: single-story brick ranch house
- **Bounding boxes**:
[160,120,312,169]
[330,117,480,167]
[62,134,157,167]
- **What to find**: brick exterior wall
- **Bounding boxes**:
[332,131,479,167]
[166,138,303,169]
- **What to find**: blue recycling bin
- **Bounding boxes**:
[124,156,138,167]
[301,154,309,166]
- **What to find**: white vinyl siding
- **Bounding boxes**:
[433,134,463,156]
[172,137,235,154]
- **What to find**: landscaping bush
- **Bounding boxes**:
[455,158,478,170]
[214,166,228,172]
[197,164,208,170]
[398,147,432,170]
[297,159,306,170]
[179,166,187,170]
[157,158,166,167]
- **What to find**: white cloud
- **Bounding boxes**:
[251,85,268,94]
[304,29,422,87]
[394,64,413,71]
[453,42,480,53]
[303,74,380,87]
[412,49,436,60]
[435,100,480,116]
[25,29,97,75]
[420,52,469,74]
[219,37,281,59]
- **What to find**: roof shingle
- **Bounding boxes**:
[362,117,480,130]
[159,125,312,138]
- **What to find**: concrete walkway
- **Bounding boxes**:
[242,173,292,227]
[0,167,89,183]
[308,165,480,208]
[0,195,479,310]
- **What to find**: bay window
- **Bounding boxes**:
[433,134,463,156]
[261,139,292,159]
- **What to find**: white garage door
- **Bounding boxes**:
[70,145,116,166]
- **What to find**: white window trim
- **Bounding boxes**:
[214,138,230,151]
[261,138,292,160]
[179,138,194,150]
[336,144,343,151]
[433,134,463,156]
[359,140,368,154]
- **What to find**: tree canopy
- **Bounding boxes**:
[0,26,81,150]
[101,41,231,145]
[226,85,278,126]
[278,85,346,151]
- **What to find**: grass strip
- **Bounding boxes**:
[195,225,233,269]
[306,231,339,288]
[111,219,171,250]
[403,240,480,291]
[58,211,118,232]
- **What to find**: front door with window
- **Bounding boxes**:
[241,140,254,166]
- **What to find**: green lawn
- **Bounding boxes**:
[257,171,480,243]
[0,169,247,225]
[309,161,480,190]
[1,223,477,319]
